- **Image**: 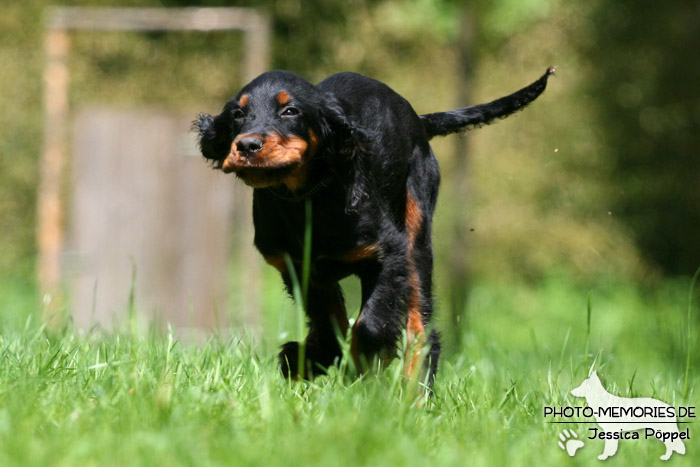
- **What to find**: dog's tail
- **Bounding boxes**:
[420,67,555,140]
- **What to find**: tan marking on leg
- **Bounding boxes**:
[405,191,422,243]
[263,253,287,274]
[404,277,425,378]
[403,190,425,379]
[334,244,380,262]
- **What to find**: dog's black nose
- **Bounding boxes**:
[237,136,264,157]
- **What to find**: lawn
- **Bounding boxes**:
[0,277,697,466]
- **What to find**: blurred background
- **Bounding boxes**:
[1,0,699,369]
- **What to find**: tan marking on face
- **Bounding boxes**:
[221,133,307,182]
[277,91,291,105]
[262,134,308,165]
[222,129,320,189]
[239,94,249,107]
[280,129,320,191]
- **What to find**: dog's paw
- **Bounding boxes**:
[557,429,584,457]
[279,341,301,379]
[279,339,342,379]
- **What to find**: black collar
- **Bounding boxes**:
[266,176,334,202]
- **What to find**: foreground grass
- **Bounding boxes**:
[0,278,698,466]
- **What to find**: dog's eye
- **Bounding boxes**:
[280,107,300,117]
[232,109,245,120]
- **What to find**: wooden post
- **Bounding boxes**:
[238,12,270,324]
[243,12,271,83]
[38,7,271,328]
[38,28,69,306]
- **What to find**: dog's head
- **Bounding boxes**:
[194,71,364,191]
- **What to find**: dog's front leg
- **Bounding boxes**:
[351,253,410,371]
[279,280,349,379]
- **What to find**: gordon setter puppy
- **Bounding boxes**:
[195,67,554,388]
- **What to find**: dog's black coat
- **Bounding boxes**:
[195,68,553,387]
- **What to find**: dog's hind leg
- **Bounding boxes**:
[404,167,440,392]
[425,329,441,390]
[403,226,440,392]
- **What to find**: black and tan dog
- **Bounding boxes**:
[194,67,554,388]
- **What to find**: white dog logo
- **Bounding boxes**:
[571,371,686,460]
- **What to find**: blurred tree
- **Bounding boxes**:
[445,11,475,351]
[458,0,647,286]
[7,0,692,318]
[581,0,700,276]
[162,0,384,76]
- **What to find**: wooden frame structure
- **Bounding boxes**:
[38,7,270,296]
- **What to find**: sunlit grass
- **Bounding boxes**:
[0,277,697,466]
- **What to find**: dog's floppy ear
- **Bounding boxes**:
[318,94,372,158]
[193,112,232,168]
[318,94,374,207]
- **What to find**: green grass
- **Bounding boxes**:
[0,277,698,466]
